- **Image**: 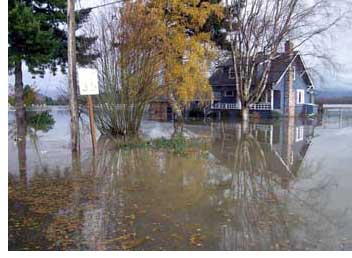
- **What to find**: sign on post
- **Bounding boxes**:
[78,68,99,156]
[78,68,99,95]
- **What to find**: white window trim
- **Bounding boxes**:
[224,90,234,97]
[228,67,235,79]
[296,126,304,142]
[293,65,296,81]
[296,89,305,104]
[264,90,272,103]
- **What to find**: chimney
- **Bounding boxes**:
[285,40,293,56]
[284,40,295,117]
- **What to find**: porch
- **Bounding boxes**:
[210,89,275,111]
[210,102,273,111]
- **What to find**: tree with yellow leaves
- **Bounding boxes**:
[92,0,222,136]
[147,0,223,129]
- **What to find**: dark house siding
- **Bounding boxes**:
[208,53,316,116]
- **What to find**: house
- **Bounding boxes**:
[208,41,318,117]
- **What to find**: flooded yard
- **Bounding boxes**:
[8,107,352,250]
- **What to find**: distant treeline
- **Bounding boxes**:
[316,97,352,105]
[44,96,69,106]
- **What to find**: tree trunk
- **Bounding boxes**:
[241,106,249,133]
[14,60,27,189]
[67,0,80,154]
[14,61,25,127]
[17,118,27,190]
[241,106,249,121]
[14,61,27,188]
[168,92,184,134]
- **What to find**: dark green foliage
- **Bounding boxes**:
[44,96,55,105]
[203,0,246,50]
[8,0,61,75]
[8,0,98,76]
[8,95,16,106]
[43,96,69,105]
[202,10,230,50]
[27,111,56,132]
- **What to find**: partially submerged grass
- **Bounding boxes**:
[152,133,187,154]
[109,133,207,155]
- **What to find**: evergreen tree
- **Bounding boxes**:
[8,0,98,126]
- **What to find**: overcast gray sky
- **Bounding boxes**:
[8,0,352,97]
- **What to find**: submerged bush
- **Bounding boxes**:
[27,111,55,132]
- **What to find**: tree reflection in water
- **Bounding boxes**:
[207,125,297,250]
[8,117,349,250]
[206,120,343,250]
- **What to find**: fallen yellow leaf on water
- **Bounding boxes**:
[190,233,206,246]
[125,214,136,220]
[171,233,183,241]
[121,237,148,250]
[101,234,131,245]
[152,227,161,232]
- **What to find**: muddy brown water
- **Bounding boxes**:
[8,108,352,250]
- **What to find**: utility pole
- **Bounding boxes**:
[67,0,80,154]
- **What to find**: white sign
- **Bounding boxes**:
[78,68,99,95]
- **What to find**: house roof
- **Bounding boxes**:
[209,52,314,88]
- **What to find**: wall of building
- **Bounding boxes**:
[280,59,314,116]
[149,102,171,121]
[212,85,237,104]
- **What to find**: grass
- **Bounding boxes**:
[113,133,205,155]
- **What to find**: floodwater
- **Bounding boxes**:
[8,107,352,250]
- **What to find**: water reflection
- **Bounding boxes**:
[8,112,352,250]
[16,111,28,190]
[202,119,321,250]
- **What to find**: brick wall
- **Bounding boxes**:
[284,41,296,117]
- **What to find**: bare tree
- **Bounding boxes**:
[88,2,164,137]
[223,0,352,121]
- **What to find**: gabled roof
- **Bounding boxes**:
[209,52,314,88]
[209,64,235,86]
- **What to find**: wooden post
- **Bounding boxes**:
[67,0,80,153]
[87,95,97,156]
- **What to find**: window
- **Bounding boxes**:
[296,126,304,142]
[228,67,235,79]
[266,91,272,103]
[293,65,296,81]
[296,89,305,104]
[259,91,272,103]
[224,90,234,97]
[214,91,221,99]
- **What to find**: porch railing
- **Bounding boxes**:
[249,103,272,110]
[210,102,272,111]
[211,103,240,110]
